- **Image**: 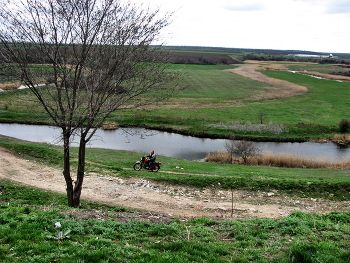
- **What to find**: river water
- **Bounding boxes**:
[0,123,350,161]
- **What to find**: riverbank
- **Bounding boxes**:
[0,118,341,143]
[1,61,350,143]
[1,145,349,219]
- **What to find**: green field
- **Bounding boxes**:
[1,135,349,200]
[108,63,350,140]
[0,137,350,262]
[1,61,350,140]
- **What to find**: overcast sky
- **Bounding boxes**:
[140,0,350,53]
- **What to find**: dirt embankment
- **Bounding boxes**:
[1,147,349,221]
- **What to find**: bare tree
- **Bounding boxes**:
[224,137,235,164]
[0,0,182,207]
[225,140,260,165]
[257,111,266,124]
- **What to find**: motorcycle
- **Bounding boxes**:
[133,156,161,172]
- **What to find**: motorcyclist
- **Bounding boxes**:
[145,150,156,168]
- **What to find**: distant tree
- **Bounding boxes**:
[0,0,182,207]
[225,140,260,165]
[224,137,235,164]
[257,111,267,124]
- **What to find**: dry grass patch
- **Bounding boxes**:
[332,134,350,144]
[143,98,245,109]
[298,71,350,83]
[207,150,350,170]
[227,62,308,100]
[0,81,22,90]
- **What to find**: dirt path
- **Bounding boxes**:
[1,146,349,220]
[227,62,308,99]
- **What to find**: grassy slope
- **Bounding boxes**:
[0,197,349,263]
[0,139,350,263]
[1,135,349,200]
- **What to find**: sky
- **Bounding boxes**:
[140,0,350,53]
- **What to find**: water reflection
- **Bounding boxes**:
[0,123,349,161]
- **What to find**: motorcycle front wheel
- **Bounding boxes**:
[133,163,142,171]
[150,164,160,172]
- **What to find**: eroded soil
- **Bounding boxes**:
[1,147,349,222]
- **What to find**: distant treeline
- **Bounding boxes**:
[169,51,241,65]
[241,53,350,65]
[2,43,349,66]
[161,45,350,60]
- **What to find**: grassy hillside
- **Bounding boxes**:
[1,135,349,200]
[0,196,349,263]
[0,138,350,262]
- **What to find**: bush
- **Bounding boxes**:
[339,118,350,133]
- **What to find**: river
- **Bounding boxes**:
[1,123,350,161]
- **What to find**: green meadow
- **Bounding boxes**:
[0,136,350,262]
[1,60,350,262]
[1,62,349,140]
[111,64,350,140]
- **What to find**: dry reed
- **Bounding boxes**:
[206,150,350,170]
[332,134,350,144]
[0,81,22,90]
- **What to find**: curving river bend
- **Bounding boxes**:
[1,123,350,161]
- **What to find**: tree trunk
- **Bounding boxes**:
[62,128,74,207]
[71,136,87,208]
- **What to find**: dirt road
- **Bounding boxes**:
[1,146,348,220]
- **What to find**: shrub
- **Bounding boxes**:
[339,118,350,133]
[224,140,260,165]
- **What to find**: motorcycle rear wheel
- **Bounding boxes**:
[150,164,160,172]
[133,163,142,171]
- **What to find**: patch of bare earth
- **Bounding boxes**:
[227,62,308,100]
[1,146,349,222]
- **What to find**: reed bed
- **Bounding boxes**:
[332,134,350,144]
[206,150,350,170]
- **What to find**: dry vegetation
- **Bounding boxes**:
[299,71,350,83]
[206,150,350,170]
[227,63,308,100]
[332,134,350,144]
[0,81,22,90]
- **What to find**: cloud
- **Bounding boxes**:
[224,2,264,12]
[326,0,350,14]
[293,0,350,15]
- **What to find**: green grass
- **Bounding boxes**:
[171,67,268,101]
[108,68,350,140]
[0,181,350,262]
[1,57,350,262]
[1,63,350,139]
[160,70,350,126]
[1,135,350,201]
[0,136,350,262]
